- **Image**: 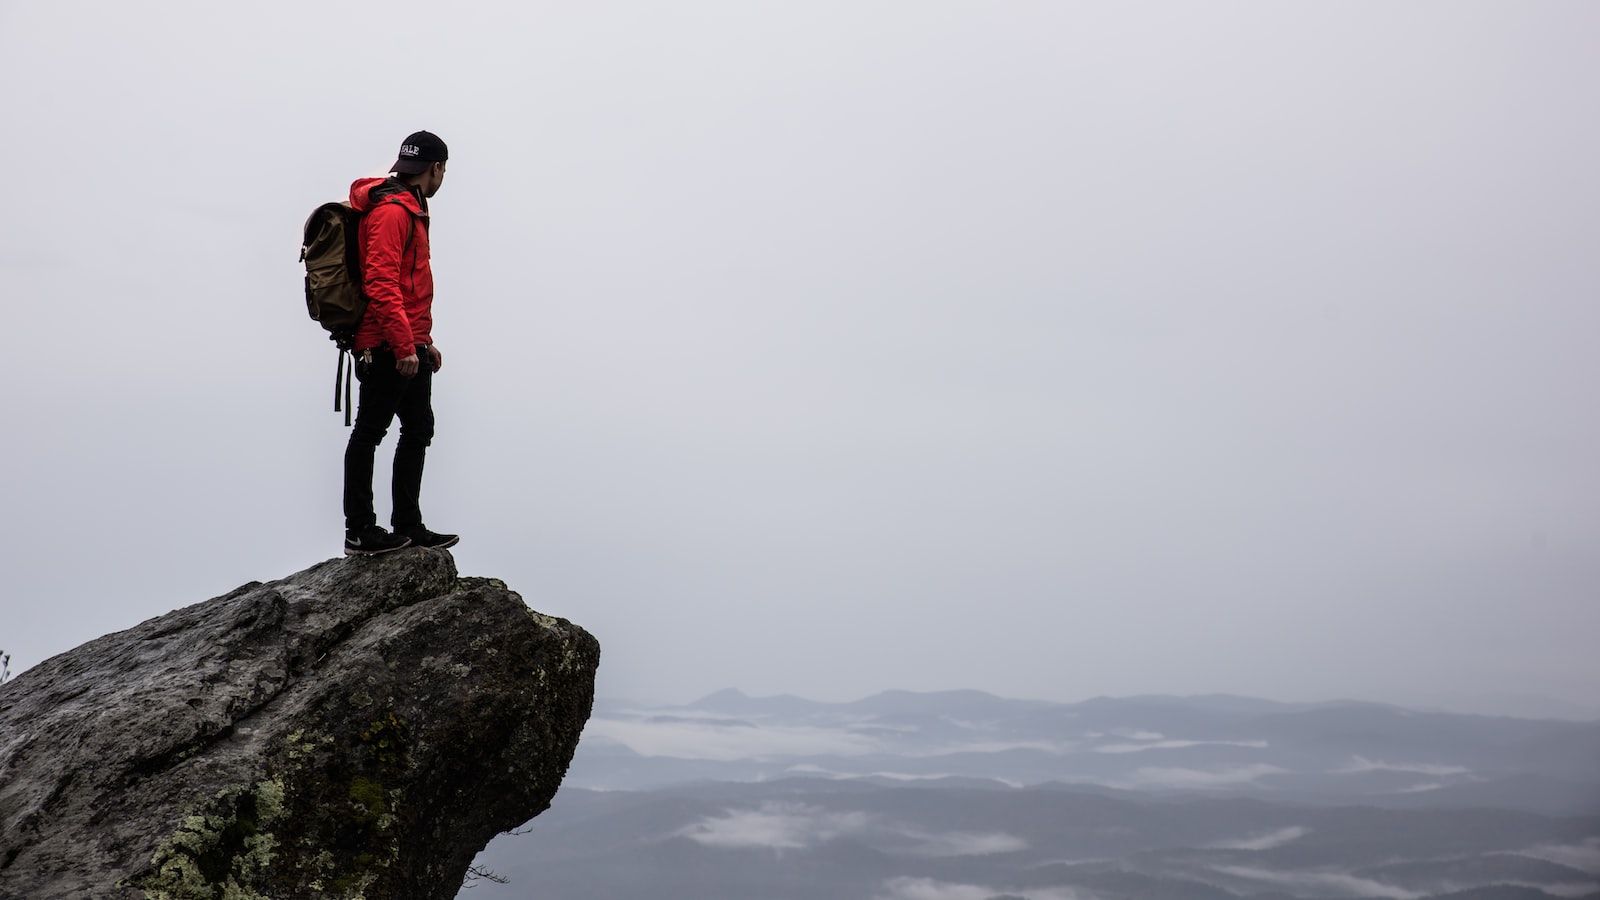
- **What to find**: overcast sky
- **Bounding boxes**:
[2,2,1596,718]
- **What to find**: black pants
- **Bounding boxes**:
[343,346,435,533]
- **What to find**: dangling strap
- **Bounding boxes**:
[344,351,354,426]
[334,348,355,426]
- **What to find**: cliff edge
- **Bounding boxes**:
[0,549,600,900]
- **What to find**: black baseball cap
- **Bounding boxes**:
[391,130,448,175]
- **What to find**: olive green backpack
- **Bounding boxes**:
[299,200,411,424]
[300,201,367,423]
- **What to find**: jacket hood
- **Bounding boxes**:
[349,177,426,215]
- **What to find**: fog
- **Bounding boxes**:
[2,2,1597,716]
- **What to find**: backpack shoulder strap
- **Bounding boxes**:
[375,195,418,252]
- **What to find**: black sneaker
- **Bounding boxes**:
[344,526,412,557]
[398,527,460,550]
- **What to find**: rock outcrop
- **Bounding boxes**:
[0,549,600,900]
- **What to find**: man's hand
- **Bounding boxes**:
[427,344,443,373]
[396,353,420,377]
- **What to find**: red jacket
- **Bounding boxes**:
[349,177,433,356]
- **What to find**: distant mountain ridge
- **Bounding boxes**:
[684,687,1581,721]
[573,688,1600,816]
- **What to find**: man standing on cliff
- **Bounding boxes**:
[342,130,460,556]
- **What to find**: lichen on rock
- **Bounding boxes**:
[135,778,287,900]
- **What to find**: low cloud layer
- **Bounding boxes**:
[587,712,1079,761]
[1094,738,1269,754]
[899,830,1029,858]
[676,802,1027,858]
[676,802,871,850]
[1533,882,1600,900]
[785,764,1024,789]
[1120,764,1288,790]
[1334,756,1471,777]
[874,878,1093,900]
[1523,838,1600,875]
[1211,865,1421,900]
[585,717,882,760]
[1208,826,1311,851]
[913,739,1077,757]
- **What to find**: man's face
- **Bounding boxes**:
[423,161,446,198]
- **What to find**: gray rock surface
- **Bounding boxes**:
[0,549,600,900]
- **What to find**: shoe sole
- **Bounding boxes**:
[344,539,414,557]
[423,535,461,550]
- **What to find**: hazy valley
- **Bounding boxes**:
[464,690,1600,899]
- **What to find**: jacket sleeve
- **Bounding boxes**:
[361,200,417,356]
